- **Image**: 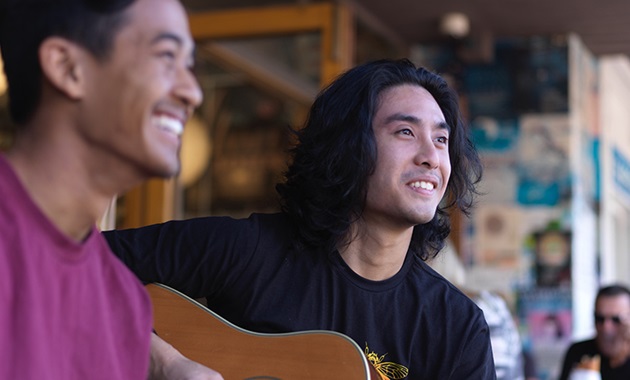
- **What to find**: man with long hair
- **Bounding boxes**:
[106,58,495,379]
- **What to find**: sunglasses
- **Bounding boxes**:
[594,314,623,325]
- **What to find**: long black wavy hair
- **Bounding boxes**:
[276,58,482,260]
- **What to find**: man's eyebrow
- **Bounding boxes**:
[151,32,197,63]
[151,32,184,46]
[438,121,450,132]
[385,113,419,124]
[384,113,451,132]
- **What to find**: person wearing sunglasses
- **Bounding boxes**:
[558,284,630,380]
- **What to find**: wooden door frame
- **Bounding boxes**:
[119,3,354,228]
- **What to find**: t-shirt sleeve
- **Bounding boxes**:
[103,215,261,299]
[450,311,498,379]
[558,343,580,380]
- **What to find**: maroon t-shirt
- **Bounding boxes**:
[0,154,152,379]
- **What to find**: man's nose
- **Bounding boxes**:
[175,67,203,109]
[413,136,440,169]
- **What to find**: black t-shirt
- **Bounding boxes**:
[105,212,495,380]
[558,339,630,380]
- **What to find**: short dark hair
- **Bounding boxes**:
[277,58,483,259]
[596,284,630,303]
[0,0,134,124]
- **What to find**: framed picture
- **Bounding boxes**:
[534,230,571,287]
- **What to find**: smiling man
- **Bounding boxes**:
[0,0,206,379]
[105,59,494,379]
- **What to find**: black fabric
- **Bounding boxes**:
[104,212,495,380]
[558,339,630,380]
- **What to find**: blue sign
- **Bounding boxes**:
[613,147,630,199]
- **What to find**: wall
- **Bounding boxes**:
[599,55,630,288]
[567,35,600,342]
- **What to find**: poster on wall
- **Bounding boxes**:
[517,114,571,206]
[613,147,630,205]
[474,205,523,267]
[463,36,569,119]
[569,34,599,137]
[513,36,569,114]
[471,117,520,204]
[518,288,572,380]
[465,63,514,119]
[534,230,571,287]
[571,34,599,204]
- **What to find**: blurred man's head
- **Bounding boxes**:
[0,0,135,125]
[0,0,202,180]
[594,285,630,360]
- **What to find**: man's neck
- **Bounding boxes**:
[6,125,125,241]
[338,221,413,281]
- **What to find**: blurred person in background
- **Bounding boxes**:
[429,241,530,380]
[558,284,630,380]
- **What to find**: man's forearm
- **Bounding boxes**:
[147,333,223,380]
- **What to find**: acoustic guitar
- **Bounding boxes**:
[147,283,381,379]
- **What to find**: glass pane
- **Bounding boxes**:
[180,35,316,219]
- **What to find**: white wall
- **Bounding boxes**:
[568,35,600,339]
[599,55,630,287]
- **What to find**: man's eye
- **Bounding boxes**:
[158,51,176,60]
[398,128,413,136]
[436,136,449,144]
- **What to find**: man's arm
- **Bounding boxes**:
[148,333,224,380]
[103,216,256,299]
[449,315,497,380]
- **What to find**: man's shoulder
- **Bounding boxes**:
[569,338,597,348]
[417,259,477,301]
[413,259,487,323]
[566,338,598,356]
[158,212,291,238]
[247,212,297,241]
[249,212,291,226]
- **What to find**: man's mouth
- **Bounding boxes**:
[410,180,435,191]
[154,115,184,137]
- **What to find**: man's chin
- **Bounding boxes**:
[597,339,622,357]
[414,212,438,226]
[152,160,180,179]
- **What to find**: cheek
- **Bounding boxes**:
[371,157,399,190]
[120,85,162,126]
[441,153,452,180]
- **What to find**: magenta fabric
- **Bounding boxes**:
[0,154,152,379]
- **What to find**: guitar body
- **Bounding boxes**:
[147,283,380,380]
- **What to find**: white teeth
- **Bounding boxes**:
[155,115,183,136]
[411,181,434,190]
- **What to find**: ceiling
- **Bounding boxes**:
[183,0,630,58]
[356,0,630,58]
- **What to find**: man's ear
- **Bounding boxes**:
[39,37,86,100]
